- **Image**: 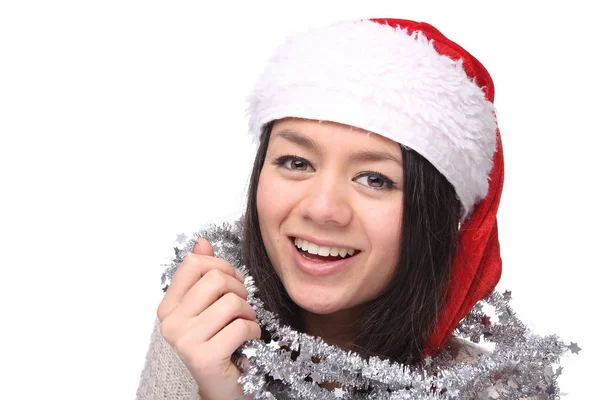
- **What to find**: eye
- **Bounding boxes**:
[287,159,308,171]
[354,172,396,190]
[272,155,314,172]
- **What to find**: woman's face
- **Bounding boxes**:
[257,118,404,315]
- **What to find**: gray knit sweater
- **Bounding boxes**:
[136,317,200,400]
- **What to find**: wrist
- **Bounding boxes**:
[196,372,246,400]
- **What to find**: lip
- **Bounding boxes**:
[288,234,359,251]
[289,237,357,276]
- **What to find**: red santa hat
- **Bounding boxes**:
[247,18,504,352]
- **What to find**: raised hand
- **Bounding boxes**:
[157,239,260,400]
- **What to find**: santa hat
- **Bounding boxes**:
[247,18,504,351]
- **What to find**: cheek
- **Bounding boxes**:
[257,174,284,224]
[364,199,403,271]
[257,174,278,239]
[256,175,272,220]
[256,172,297,249]
[257,170,304,222]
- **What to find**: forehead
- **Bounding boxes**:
[269,118,402,155]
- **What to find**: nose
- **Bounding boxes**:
[298,176,352,227]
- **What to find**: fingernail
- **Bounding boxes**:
[194,241,206,255]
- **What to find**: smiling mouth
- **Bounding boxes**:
[291,237,361,262]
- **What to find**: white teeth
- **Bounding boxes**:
[294,238,357,258]
[307,242,319,255]
[317,246,330,256]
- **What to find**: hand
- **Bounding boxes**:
[157,239,261,400]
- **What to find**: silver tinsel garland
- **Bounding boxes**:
[161,221,578,399]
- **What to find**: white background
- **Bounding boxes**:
[1,1,598,398]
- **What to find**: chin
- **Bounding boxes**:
[286,285,348,315]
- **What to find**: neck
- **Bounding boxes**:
[302,307,361,348]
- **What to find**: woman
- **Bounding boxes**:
[137,18,565,399]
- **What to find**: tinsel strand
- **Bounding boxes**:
[160,221,576,400]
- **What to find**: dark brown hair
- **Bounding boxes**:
[242,122,461,364]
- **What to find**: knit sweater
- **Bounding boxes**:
[136,317,200,400]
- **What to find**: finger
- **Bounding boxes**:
[158,257,242,321]
[193,238,214,256]
[191,292,257,343]
[166,269,249,322]
[206,318,262,359]
[192,239,245,282]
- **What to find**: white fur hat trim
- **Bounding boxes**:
[247,20,498,220]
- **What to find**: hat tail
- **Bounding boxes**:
[427,129,504,351]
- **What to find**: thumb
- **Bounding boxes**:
[193,238,214,256]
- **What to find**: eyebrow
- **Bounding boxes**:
[273,129,402,167]
[274,130,320,152]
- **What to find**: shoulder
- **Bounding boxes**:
[444,336,542,400]
[446,335,489,363]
